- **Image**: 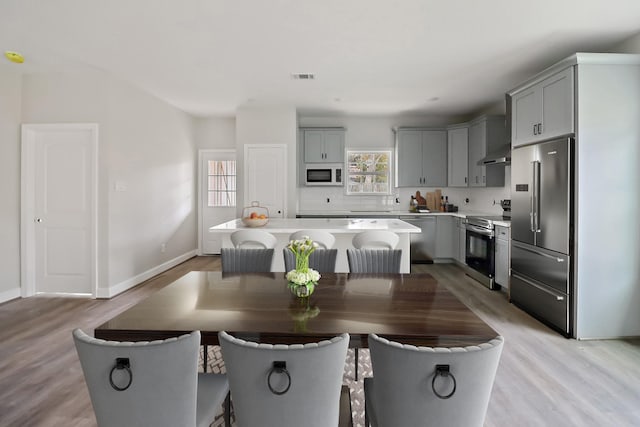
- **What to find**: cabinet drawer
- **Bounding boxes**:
[510,272,569,334]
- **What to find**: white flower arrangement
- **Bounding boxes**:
[286,268,321,286]
[286,236,321,287]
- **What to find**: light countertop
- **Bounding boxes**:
[209,218,422,233]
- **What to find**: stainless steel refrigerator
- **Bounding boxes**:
[510,137,573,336]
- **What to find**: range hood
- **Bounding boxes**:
[477,144,511,165]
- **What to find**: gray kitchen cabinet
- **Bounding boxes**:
[511,67,574,147]
[457,217,466,264]
[302,128,345,163]
[494,225,510,289]
[435,216,456,259]
[447,124,468,187]
[396,129,447,187]
[468,115,506,187]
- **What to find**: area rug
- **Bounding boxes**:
[202,346,370,427]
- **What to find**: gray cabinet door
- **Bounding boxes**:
[435,216,455,259]
[468,120,486,187]
[422,130,447,187]
[458,220,466,263]
[397,130,423,187]
[303,130,325,163]
[512,87,540,147]
[322,130,345,163]
[540,67,574,140]
[495,225,510,288]
[447,126,468,187]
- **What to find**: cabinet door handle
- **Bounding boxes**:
[533,124,538,135]
[538,123,542,134]
[464,177,467,184]
[483,175,486,184]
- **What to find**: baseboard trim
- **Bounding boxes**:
[0,287,21,304]
[97,250,197,299]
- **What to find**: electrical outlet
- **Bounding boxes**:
[326,198,330,203]
[465,198,470,204]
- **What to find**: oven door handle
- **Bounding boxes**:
[465,224,494,237]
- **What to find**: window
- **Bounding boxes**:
[207,160,236,207]
[346,150,392,195]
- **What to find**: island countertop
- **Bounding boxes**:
[209,218,421,233]
[209,218,420,273]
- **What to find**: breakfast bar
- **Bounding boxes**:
[209,218,421,273]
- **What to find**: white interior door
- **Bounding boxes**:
[244,144,286,218]
[198,149,237,254]
[21,124,98,296]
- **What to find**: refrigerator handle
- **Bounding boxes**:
[530,161,536,232]
[533,160,541,232]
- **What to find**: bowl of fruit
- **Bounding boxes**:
[241,201,269,227]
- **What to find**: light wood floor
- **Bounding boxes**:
[1,257,638,427]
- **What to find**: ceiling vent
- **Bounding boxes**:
[291,73,315,80]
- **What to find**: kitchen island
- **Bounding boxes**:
[209,218,421,273]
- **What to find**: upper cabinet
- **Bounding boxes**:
[447,124,468,187]
[396,129,447,187]
[468,115,506,187]
[302,128,345,163]
[511,67,574,147]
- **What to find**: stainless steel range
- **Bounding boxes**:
[464,215,509,290]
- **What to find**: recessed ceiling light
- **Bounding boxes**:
[291,73,315,80]
[4,51,24,64]
[428,97,440,102]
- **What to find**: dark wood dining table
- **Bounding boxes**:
[95,272,497,347]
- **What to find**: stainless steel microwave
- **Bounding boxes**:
[304,164,343,186]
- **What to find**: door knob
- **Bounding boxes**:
[35,218,43,223]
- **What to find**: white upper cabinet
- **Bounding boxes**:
[447,125,468,187]
[468,115,506,188]
[396,129,447,187]
[511,67,574,147]
[302,128,345,163]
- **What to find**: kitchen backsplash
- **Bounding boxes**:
[297,166,511,214]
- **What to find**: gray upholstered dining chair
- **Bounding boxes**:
[283,248,338,273]
[72,329,230,427]
[364,333,504,427]
[346,249,402,274]
[352,230,400,250]
[230,229,277,249]
[218,331,350,427]
[221,248,274,272]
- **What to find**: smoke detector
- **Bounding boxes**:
[291,73,315,80]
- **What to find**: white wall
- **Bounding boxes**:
[297,114,509,214]
[21,70,198,296]
[610,31,640,54]
[0,70,22,302]
[236,106,298,217]
[194,117,236,149]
